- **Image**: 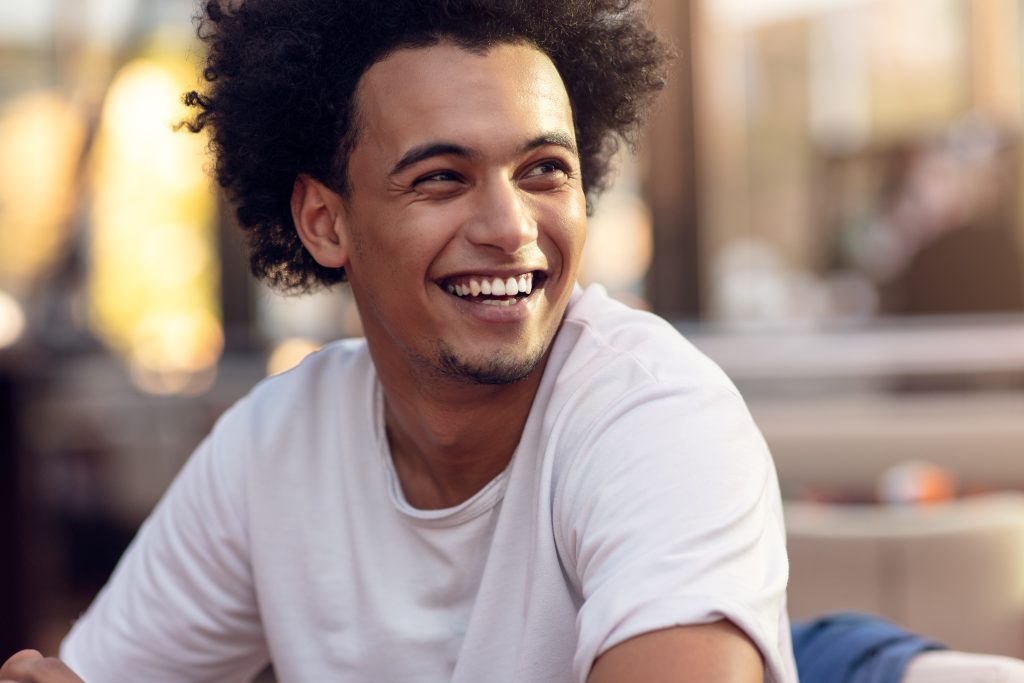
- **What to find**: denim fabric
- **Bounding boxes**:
[792,613,946,683]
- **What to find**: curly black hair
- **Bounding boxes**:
[183,0,671,292]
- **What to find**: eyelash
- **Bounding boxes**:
[415,170,461,185]
[530,159,571,176]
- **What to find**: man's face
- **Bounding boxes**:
[338,41,587,385]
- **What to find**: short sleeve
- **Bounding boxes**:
[60,400,269,682]
[555,385,792,683]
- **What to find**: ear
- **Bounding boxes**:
[291,174,350,269]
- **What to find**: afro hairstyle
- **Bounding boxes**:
[183,0,671,292]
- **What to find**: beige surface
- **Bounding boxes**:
[755,392,1024,498]
[786,493,1024,658]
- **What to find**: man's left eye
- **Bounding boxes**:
[520,161,572,190]
[526,161,565,177]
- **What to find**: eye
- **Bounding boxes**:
[525,161,566,177]
[410,169,466,199]
[519,159,571,190]
[414,170,461,186]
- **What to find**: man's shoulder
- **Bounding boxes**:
[533,285,749,460]
[224,337,374,435]
[556,284,736,395]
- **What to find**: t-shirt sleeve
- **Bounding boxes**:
[555,384,793,683]
[60,400,269,682]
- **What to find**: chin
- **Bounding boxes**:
[436,343,547,386]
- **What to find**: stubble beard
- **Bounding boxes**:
[428,302,572,386]
[433,341,548,385]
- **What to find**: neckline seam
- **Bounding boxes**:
[373,378,510,527]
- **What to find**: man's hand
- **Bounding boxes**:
[0,650,85,683]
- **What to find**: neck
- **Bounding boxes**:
[377,356,548,510]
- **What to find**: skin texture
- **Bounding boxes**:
[0,650,83,683]
[293,42,587,509]
[587,622,765,683]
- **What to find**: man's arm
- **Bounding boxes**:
[587,621,764,683]
[555,380,795,681]
[58,404,268,680]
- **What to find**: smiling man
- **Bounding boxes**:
[0,1,797,682]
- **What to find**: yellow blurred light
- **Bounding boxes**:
[129,309,223,373]
[137,222,212,287]
[267,338,321,376]
[128,310,223,396]
[0,91,85,283]
[0,290,27,349]
[88,52,222,395]
[130,362,218,397]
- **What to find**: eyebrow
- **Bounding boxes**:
[387,131,579,177]
[389,143,474,177]
[523,132,578,159]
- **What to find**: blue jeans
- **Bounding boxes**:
[792,613,946,683]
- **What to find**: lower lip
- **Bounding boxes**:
[444,288,541,323]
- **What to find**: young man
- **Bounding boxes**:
[0,1,797,681]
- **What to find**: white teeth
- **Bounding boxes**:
[482,298,515,306]
[444,272,536,299]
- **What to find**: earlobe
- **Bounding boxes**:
[291,174,350,268]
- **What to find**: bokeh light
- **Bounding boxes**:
[87,53,221,394]
[0,289,27,348]
[0,90,85,288]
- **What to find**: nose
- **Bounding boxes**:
[464,177,538,253]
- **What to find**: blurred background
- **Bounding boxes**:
[1,0,1024,665]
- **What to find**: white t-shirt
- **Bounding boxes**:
[62,284,798,682]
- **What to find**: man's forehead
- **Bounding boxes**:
[351,41,576,161]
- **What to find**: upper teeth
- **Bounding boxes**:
[446,274,533,298]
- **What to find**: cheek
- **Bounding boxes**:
[548,196,588,259]
[350,212,432,277]
[396,209,465,265]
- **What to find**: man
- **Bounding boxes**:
[1,1,797,680]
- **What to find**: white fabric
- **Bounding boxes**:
[904,651,1024,683]
[62,283,798,682]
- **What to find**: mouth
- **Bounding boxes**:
[438,271,547,307]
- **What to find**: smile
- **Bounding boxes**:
[441,272,544,307]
